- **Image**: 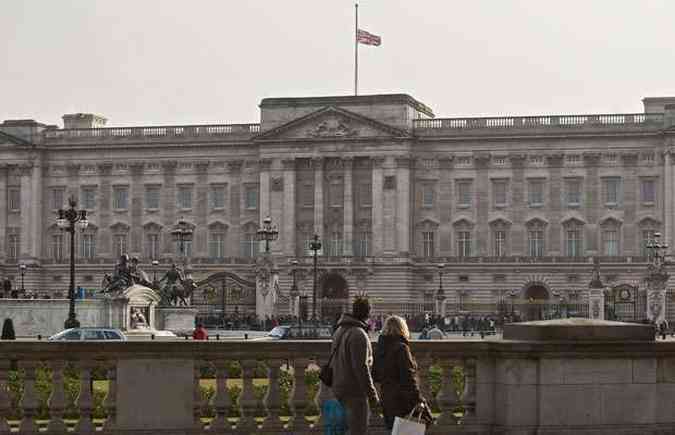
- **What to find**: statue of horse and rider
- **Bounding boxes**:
[101,255,196,306]
[158,263,197,306]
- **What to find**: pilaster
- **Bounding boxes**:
[664,150,672,247]
[343,157,354,256]
[161,161,178,257]
[18,164,33,260]
[312,158,324,237]
[227,160,243,257]
[396,156,412,255]
[0,165,6,260]
[371,157,385,256]
[259,158,272,222]
[97,162,113,256]
[194,162,210,258]
[282,159,296,256]
[129,162,144,257]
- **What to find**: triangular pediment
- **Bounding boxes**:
[255,106,411,141]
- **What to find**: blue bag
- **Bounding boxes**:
[322,399,347,435]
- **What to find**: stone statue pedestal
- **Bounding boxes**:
[588,288,605,320]
[155,307,198,335]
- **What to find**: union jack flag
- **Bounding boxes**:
[357,28,381,46]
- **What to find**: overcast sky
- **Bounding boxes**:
[2,1,675,127]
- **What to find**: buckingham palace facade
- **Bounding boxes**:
[1,94,675,321]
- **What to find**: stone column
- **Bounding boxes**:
[19,164,33,260]
[282,159,296,256]
[396,157,412,255]
[371,157,385,256]
[161,161,177,258]
[227,161,243,257]
[313,158,324,237]
[259,159,272,221]
[343,157,354,256]
[129,162,144,256]
[194,162,209,257]
[97,163,113,256]
[665,150,672,247]
[0,165,7,260]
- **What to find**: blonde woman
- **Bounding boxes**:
[372,315,424,430]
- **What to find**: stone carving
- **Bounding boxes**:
[308,117,358,138]
[271,177,284,191]
[102,255,154,294]
[130,307,148,329]
[158,263,196,306]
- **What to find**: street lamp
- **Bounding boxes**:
[170,219,194,267]
[289,260,300,323]
[19,263,26,294]
[256,216,279,254]
[57,196,89,329]
[436,263,446,317]
[151,260,159,284]
[309,234,322,322]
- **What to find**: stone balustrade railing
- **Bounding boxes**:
[42,123,261,142]
[2,337,675,434]
[414,113,665,134]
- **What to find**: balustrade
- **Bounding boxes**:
[1,339,672,433]
[43,123,261,142]
[414,112,664,132]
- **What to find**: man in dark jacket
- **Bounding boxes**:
[331,296,379,435]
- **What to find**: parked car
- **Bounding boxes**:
[48,327,127,341]
[268,325,333,340]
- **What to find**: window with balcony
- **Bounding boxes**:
[145,186,161,209]
[325,231,344,256]
[113,187,129,210]
[354,231,370,257]
[210,185,226,209]
[564,179,582,207]
[528,179,545,207]
[457,180,473,207]
[81,186,96,210]
[640,178,656,204]
[603,177,622,206]
[177,185,193,210]
[457,231,472,257]
[51,187,65,210]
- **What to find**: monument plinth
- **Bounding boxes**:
[503,318,655,342]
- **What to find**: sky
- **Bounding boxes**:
[2,0,675,127]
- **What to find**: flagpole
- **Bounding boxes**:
[354,2,358,96]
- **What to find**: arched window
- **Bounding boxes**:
[562,218,584,257]
[526,218,547,257]
[600,218,621,256]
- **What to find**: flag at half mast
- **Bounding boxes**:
[357,28,381,46]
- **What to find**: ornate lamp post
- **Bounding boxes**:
[309,234,322,322]
[19,263,26,294]
[151,259,159,283]
[57,197,89,329]
[289,260,300,323]
[436,263,446,317]
[170,219,193,268]
[256,216,279,254]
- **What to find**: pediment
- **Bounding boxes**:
[255,106,411,141]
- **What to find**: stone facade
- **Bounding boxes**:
[1,94,675,321]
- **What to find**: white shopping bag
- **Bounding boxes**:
[391,415,425,435]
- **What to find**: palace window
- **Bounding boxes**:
[113,186,129,210]
[528,230,544,257]
[329,181,343,208]
[457,231,472,257]
[209,233,226,259]
[325,231,344,256]
[210,185,226,209]
[493,230,506,257]
[603,177,622,206]
[602,230,619,256]
[146,233,160,260]
[457,180,473,207]
[528,179,545,207]
[175,240,193,258]
[245,186,258,209]
[564,178,582,207]
[493,180,508,207]
[640,178,656,204]
[359,183,372,207]
[8,188,20,212]
[81,186,96,210]
[7,233,19,261]
[422,231,435,258]
[145,185,161,209]
[564,221,584,257]
[301,184,314,208]
[640,224,660,257]
[177,185,193,210]
[354,232,370,257]
[51,187,65,210]
[113,234,128,257]
[51,234,65,263]
[422,184,434,208]
[241,224,259,257]
[80,233,96,259]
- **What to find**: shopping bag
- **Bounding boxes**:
[392,403,427,435]
[322,399,347,435]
